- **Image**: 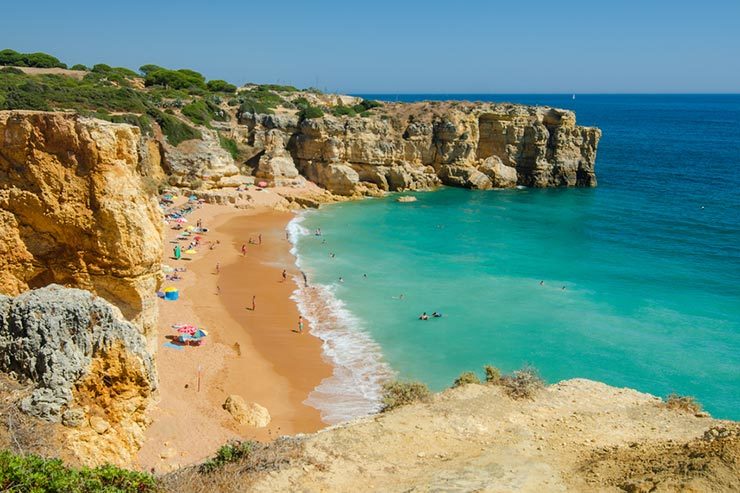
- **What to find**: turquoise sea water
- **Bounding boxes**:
[292,95,740,422]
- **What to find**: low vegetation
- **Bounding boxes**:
[452,371,481,387]
[218,135,239,159]
[147,109,202,146]
[0,49,67,68]
[664,393,703,414]
[381,380,431,411]
[484,364,502,384]
[298,105,324,120]
[0,451,158,492]
[200,441,255,473]
[499,365,545,399]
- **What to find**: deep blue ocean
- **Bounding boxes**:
[291,94,740,422]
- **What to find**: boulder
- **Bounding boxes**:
[478,156,518,188]
[438,165,493,190]
[302,162,360,196]
[223,395,271,427]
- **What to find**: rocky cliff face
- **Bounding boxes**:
[0,285,156,466]
[238,101,600,195]
[0,111,163,338]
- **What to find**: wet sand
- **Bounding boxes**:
[138,203,331,472]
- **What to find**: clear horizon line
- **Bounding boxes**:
[346,92,740,96]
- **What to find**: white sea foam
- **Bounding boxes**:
[286,214,394,424]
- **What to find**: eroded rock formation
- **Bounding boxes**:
[238,101,600,195]
[0,285,156,466]
[0,111,163,338]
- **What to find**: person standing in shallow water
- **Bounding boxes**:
[298,315,304,333]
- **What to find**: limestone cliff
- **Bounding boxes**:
[0,111,163,338]
[238,101,600,195]
[0,285,156,466]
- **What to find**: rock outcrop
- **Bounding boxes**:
[0,285,156,466]
[222,395,271,428]
[161,126,241,189]
[0,111,163,338]
[236,101,600,194]
[184,379,737,492]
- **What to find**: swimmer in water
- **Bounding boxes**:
[432,311,442,318]
[419,312,429,320]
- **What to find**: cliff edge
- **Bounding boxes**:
[0,111,163,339]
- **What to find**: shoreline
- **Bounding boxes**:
[138,202,332,473]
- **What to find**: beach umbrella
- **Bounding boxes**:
[176,325,197,335]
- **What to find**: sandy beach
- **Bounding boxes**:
[138,201,332,472]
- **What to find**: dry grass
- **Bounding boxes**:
[664,394,703,414]
[483,365,502,384]
[0,374,67,461]
[161,437,303,493]
[500,366,545,400]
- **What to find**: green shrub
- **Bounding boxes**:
[148,108,202,145]
[483,365,502,384]
[0,66,24,75]
[298,105,324,120]
[257,83,298,93]
[207,79,237,93]
[0,49,67,68]
[452,371,481,388]
[381,380,431,411]
[200,441,255,473]
[145,68,206,90]
[219,134,239,159]
[292,96,311,110]
[70,64,88,71]
[501,366,544,399]
[139,64,165,76]
[0,450,158,492]
[330,104,356,117]
[664,394,703,414]
[303,86,323,94]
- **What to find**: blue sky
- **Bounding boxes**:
[2,0,739,93]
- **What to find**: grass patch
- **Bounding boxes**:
[330,104,356,117]
[381,380,431,411]
[219,134,239,160]
[0,451,158,492]
[664,394,703,414]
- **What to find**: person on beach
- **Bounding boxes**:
[197,218,202,228]
[298,315,304,333]
[241,244,247,256]
[215,262,220,274]
[216,285,221,295]
[419,312,429,320]
[301,271,308,287]
[282,269,287,282]
[285,231,289,241]
[251,295,256,311]
[258,234,262,245]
